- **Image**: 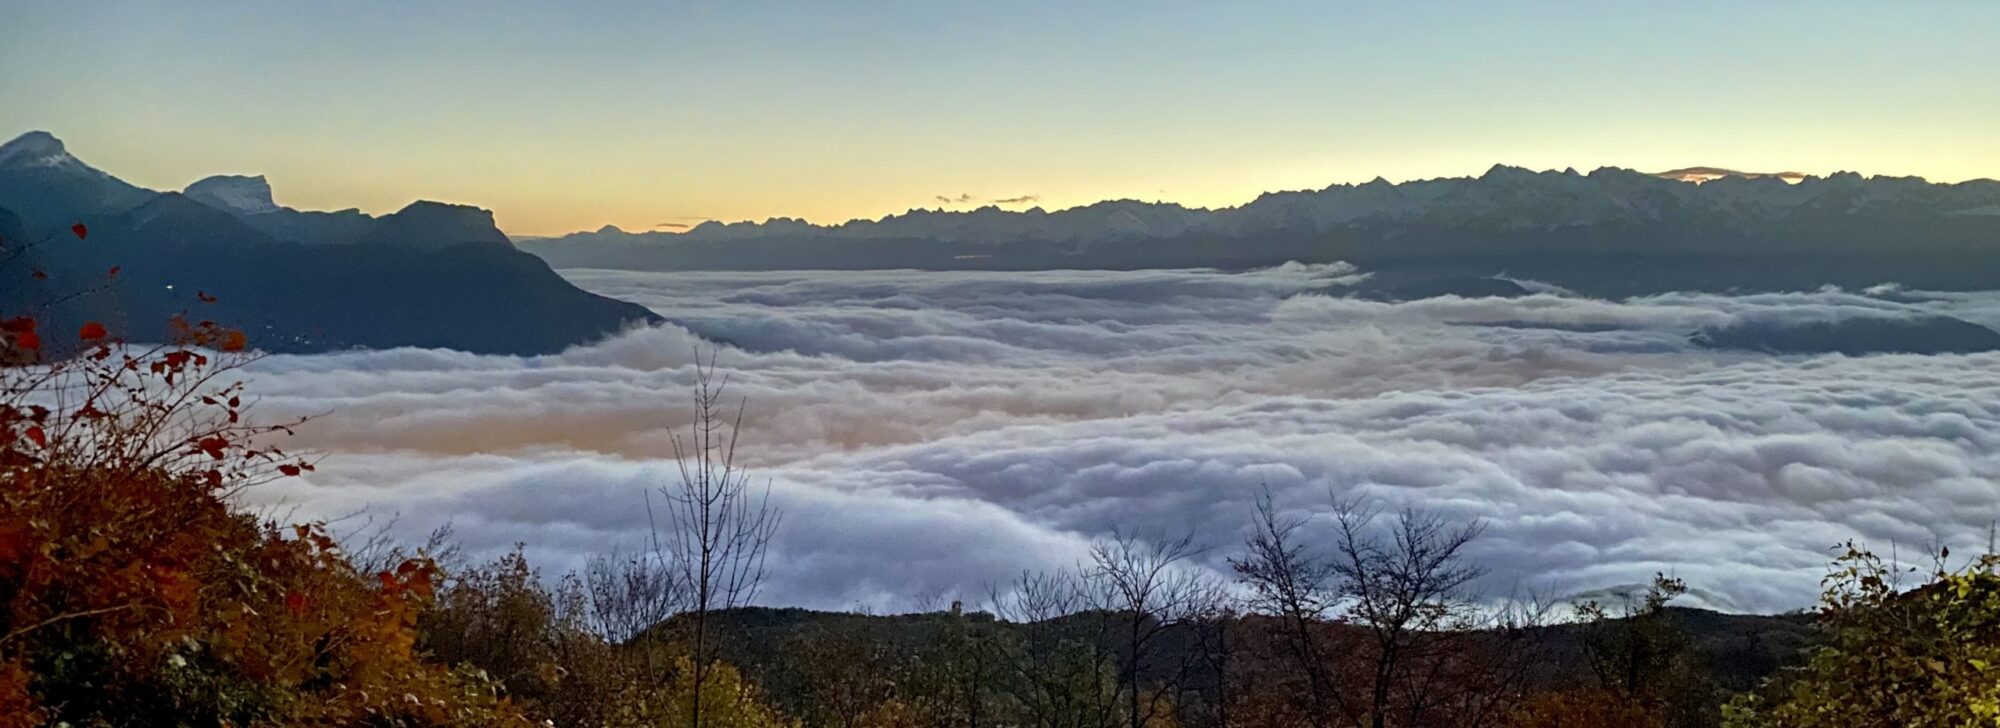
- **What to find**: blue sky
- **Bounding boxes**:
[3,1,1995,234]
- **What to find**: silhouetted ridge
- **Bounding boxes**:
[523,165,2000,295]
[0,130,659,355]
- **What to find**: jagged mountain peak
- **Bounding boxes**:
[1481,163,1541,180]
[185,174,279,215]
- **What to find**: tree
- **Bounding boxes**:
[1089,533,1224,728]
[1233,490,1343,726]
[987,568,1124,728]
[610,655,798,728]
[658,354,783,728]
[1723,543,2000,727]
[1232,490,1523,728]
[1330,499,1492,728]
[0,241,531,725]
[1572,573,1713,724]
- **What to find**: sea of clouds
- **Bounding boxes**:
[234,264,2000,614]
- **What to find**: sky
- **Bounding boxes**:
[3,1,1997,236]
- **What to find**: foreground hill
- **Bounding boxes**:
[669,605,1816,722]
[0,131,658,355]
[524,165,2000,296]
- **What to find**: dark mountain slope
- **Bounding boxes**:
[0,131,659,355]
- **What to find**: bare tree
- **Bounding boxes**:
[1331,498,1487,728]
[1233,490,1507,728]
[579,547,688,646]
[987,568,1123,728]
[1232,488,1346,727]
[1191,603,1239,728]
[656,354,783,727]
[1090,532,1224,728]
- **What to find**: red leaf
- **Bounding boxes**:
[285,591,309,616]
[78,322,107,341]
[197,437,228,460]
[277,464,302,477]
[23,426,46,448]
[197,290,218,304]
[106,266,120,280]
[0,523,25,565]
[70,223,87,240]
[13,331,37,351]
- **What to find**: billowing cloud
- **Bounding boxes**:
[233,266,2000,613]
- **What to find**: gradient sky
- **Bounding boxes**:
[3,1,1996,236]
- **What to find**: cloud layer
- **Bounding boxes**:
[234,266,2000,613]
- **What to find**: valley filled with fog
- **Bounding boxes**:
[235,265,2000,614]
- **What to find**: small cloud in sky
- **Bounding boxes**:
[933,193,1040,206]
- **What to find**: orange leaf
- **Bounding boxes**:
[70,223,87,240]
[220,329,247,352]
[79,322,107,341]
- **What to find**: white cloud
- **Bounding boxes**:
[232,266,2000,613]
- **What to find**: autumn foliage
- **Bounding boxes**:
[0,256,531,725]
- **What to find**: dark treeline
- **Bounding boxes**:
[406,496,1824,728]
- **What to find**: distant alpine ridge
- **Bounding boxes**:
[525,165,2000,296]
[0,131,657,355]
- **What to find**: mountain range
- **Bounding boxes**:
[524,165,2000,297]
[0,131,658,355]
